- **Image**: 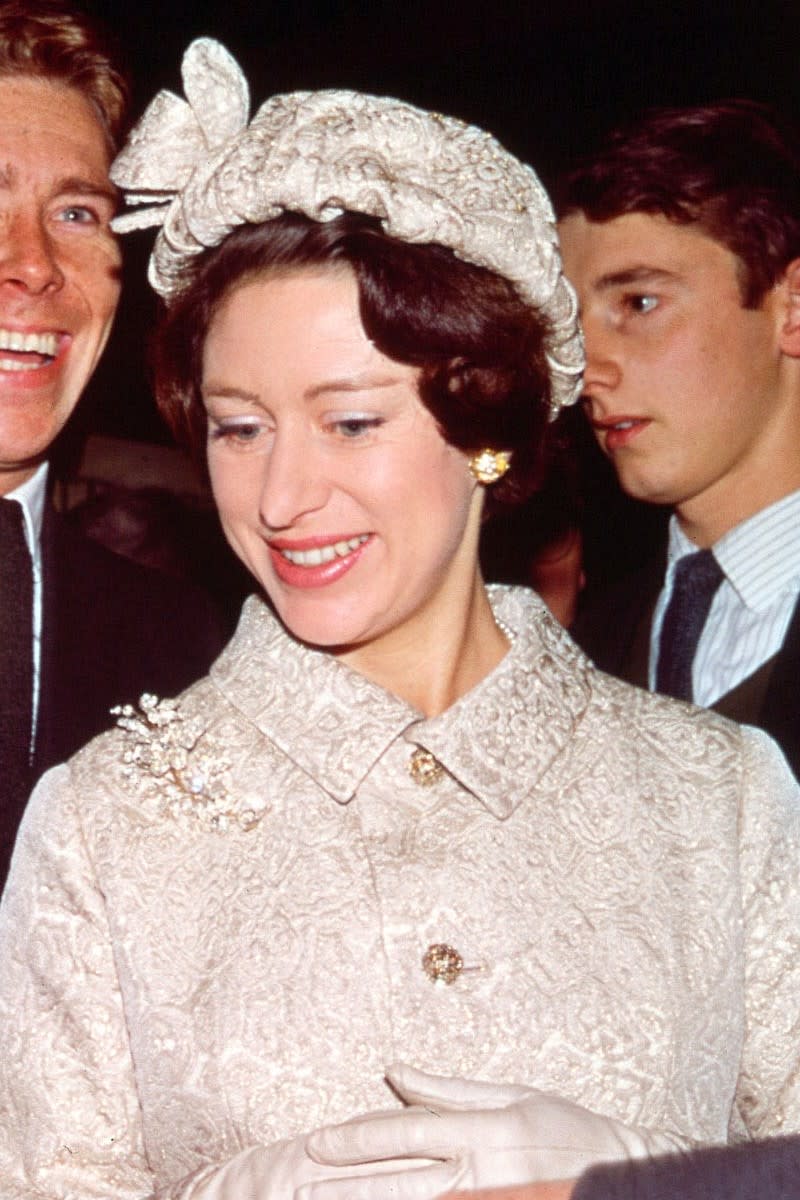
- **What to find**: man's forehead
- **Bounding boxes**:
[0,160,114,199]
[559,210,731,282]
[0,75,110,174]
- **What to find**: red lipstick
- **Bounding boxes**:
[268,533,371,589]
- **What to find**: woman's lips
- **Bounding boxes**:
[268,533,371,588]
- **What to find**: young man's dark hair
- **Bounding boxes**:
[558,99,800,306]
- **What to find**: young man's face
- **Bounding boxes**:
[559,210,800,542]
[0,75,121,494]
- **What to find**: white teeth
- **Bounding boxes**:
[280,534,368,566]
[0,357,41,372]
[0,329,58,356]
[613,420,635,430]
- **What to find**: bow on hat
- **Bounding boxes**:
[111,38,584,413]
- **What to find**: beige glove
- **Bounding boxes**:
[158,1139,328,1199]
[299,1063,690,1200]
[159,1127,433,1200]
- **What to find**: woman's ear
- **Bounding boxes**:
[778,258,800,357]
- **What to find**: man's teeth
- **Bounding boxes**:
[280,535,368,567]
[0,359,42,372]
[0,330,58,356]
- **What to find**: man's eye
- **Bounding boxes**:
[627,294,658,314]
[58,205,98,225]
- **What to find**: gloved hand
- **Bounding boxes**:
[299,1063,690,1200]
[160,1131,432,1200]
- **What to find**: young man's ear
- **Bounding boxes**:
[778,258,800,357]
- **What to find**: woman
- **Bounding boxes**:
[1,38,799,1200]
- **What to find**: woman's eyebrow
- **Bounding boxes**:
[201,384,262,404]
[304,373,407,401]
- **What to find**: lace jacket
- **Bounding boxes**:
[1,586,799,1199]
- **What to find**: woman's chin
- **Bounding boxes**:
[269,602,377,654]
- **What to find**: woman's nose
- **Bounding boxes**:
[258,430,331,531]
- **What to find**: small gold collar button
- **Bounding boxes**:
[407,747,444,786]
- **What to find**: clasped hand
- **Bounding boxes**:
[177,1063,686,1199]
[296,1062,688,1200]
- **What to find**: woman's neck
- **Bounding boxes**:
[337,575,509,718]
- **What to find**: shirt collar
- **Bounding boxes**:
[210,586,593,818]
[6,461,48,563]
[668,489,800,611]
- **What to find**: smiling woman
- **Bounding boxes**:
[202,267,476,679]
[155,209,557,703]
[1,36,800,1200]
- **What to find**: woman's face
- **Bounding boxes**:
[202,266,484,653]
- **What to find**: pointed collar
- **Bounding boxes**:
[667,492,800,612]
[210,587,593,817]
[7,460,48,563]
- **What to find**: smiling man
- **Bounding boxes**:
[558,100,800,777]
[0,1,226,890]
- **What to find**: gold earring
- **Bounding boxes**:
[468,449,512,484]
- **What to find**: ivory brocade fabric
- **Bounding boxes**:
[1,586,799,1198]
[109,38,584,416]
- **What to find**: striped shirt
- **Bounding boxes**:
[649,490,800,707]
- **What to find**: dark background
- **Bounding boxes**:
[80,0,800,445]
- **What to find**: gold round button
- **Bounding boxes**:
[422,943,463,985]
[408,747,444,786]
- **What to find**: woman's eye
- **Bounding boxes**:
[329,416,383,439]
[209,421,265,445]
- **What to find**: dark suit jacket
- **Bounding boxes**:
[574,1136,800,1200]
[1,504,230,890]
[572,548,800,780]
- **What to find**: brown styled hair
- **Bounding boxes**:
[557,99,800,307]
[153,211,555,511]
[0,0,129,149]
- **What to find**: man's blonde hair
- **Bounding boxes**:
[0,0,129,149]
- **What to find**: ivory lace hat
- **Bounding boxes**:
[111,38,584,413]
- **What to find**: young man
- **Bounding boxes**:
[0,1,226,889]
[558,100,800,777]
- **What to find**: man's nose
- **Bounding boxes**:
[580,313,623,395]
[0,211,64,295]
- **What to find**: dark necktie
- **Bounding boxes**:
[0,497,34,827]
[656,548,724,702]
